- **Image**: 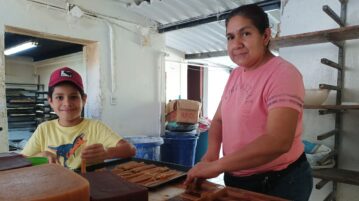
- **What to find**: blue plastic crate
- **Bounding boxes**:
[125,136,163,161]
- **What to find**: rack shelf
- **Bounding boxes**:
[313,168,359,186]
[271,25,359,49]
[275,1,357,200]
[304,105,359,110]
[6,86,42,129]
[5,83,56,150]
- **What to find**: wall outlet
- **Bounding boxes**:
[110,96,117,105]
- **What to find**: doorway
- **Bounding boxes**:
[187,65,203,103]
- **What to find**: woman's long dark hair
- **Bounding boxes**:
[225,3,269,35]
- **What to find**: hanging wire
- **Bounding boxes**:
[26,0,157,28]
[166,59,233,71]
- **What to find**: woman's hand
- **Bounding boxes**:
[37,151,59,164]
[184,160,222,186]
[81,143,108,165]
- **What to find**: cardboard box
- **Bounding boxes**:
[166,99,201,124]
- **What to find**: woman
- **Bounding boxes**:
[184,4,312,201]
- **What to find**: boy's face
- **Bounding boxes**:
[48,83,86,127]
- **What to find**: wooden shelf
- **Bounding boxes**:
[304,105,359,110]
[7,107,34,110]
[313,168,359,186]
[5,83,47,132]
[271,25,359,49]
[8,114,36,117]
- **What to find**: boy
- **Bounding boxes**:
[22,67,136,169]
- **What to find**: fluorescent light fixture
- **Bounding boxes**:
[4,41,38,56]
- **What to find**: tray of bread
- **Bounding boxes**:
[86,158,189,189]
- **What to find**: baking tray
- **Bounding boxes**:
[83,157,190,189]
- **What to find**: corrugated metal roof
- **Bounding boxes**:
[28,0,280,59]
[165,21,227,54]
[127,0,280,55]
[128,0,250,24]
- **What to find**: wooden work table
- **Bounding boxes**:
[149,183,184,200]
[0,153,289,201]
[148,179,289,201]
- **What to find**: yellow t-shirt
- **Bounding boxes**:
[21,119,122,170]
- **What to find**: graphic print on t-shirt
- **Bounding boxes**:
[48,133,85,168]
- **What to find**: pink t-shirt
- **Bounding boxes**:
[221,56,304,176]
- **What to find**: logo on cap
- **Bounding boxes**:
[61,70,73,78]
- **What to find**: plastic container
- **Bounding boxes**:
[27,157,48,166]
[161,131,198,167]
[195,131,209,163]
[125,136,163,161]
[166,122,198,132]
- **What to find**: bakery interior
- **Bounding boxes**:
[1,0,359,200]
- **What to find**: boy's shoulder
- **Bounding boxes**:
[39,119,58,127]
[38,119,105,129]
[84,119,112,131]
[84,118,101,125]
[78,119,107,129]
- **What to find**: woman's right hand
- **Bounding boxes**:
[36,151,59,164]
[184,160,222,186]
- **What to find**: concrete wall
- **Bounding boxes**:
[35,52,85,91]
[280,0,359,200]
[206,67,229,119]
[0,0,165,151]
[5,57,37,84]
[165,48,188,102]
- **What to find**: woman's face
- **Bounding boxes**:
[226,15,270,69]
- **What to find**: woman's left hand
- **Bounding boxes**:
[184,161,222,186]
[81,143,108,164]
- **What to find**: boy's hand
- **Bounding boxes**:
[81,143,107,164]
[37,151,60,165]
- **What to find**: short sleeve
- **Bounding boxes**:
[95,121,123,148]
[265,64,304,112]
[21,125,43,156]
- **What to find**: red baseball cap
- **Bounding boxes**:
[48,67,84,91]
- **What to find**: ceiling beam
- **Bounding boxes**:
[158,0,280,33]
[185,50,227,60]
